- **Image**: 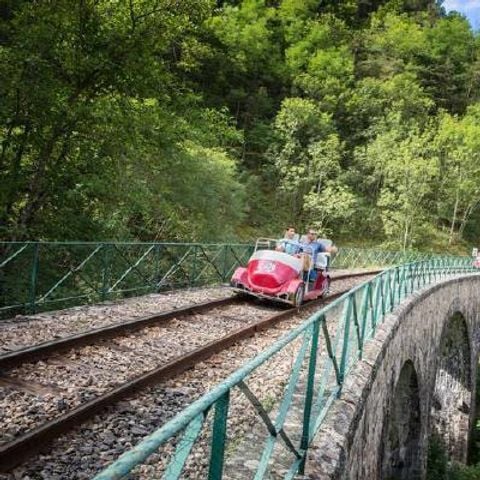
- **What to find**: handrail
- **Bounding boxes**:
[93,257,477,480]
[0,242,255,317]
[0,241,470,318]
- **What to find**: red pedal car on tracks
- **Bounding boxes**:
[230,238,331,306]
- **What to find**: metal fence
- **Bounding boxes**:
[93,257,476,480]
[0,242,254,317]
[0,241,466,318]
[330,247,448,269]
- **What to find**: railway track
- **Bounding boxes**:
[0,270,380,473]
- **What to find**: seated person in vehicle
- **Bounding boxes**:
[300,229,337,281]
[276,226,301,255]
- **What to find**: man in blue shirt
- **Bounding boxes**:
[300,229,338,282]
[301,229,326,262]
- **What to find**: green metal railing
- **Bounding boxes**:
[93,257,477,480]
[0,241,464,318]
[0,242,255,317]
[331,247,444,269]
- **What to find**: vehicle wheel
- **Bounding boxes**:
[235,291,250,301]
[293,285,304,307]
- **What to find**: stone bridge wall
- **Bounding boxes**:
[307,274,480,480]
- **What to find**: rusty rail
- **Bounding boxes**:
[0,271,379,471]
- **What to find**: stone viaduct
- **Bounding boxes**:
[306,274,480,479]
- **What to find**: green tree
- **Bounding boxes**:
[270,97,334,220]
[0,0,247,242]
[358,116,438,249]
[434,107,480,245]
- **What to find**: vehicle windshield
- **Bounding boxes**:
[254,238,278,252]
[254,236,333,257]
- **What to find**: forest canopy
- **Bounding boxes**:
[0,0,479,252]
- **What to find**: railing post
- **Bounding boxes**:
[339,296,353,384]
[385,270,393,312]
[395,267,401,306]
[208,391,230,480]
[370,281,379,334]
[101,243,111,301]
[222,244,228,283]
[191,245,198,287]
[28,242,40,314]
[379,275,385,318]
[154,243,161,290]
[359,284,370,346]
[299,320,320,473]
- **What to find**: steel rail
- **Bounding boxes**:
[0,271,382,370]
[0,296,240,369]
[0,271,379,472]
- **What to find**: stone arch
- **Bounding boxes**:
[380,360,422,480]
[430,311,472,462]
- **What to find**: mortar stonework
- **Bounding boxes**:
[306,274,480,480]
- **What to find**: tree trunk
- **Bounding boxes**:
[403,217,409,253]
[448,192,459,246]
[458,199,480,239]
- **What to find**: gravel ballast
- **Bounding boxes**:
[0,286,235,354]
[0,300,277,446]
[0,275,374,480]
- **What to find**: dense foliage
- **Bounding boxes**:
[1,0,479,250]
[427,436,480,480]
